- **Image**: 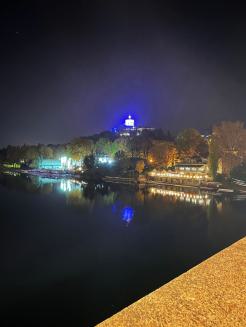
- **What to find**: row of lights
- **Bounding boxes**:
[149,171,210,179]
[150,187,211,206]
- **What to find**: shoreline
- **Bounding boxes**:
[103,176,237,195]
[1,167,244,194]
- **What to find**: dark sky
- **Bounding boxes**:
[1,1,246,147]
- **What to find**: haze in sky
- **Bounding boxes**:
[1,1,246,146]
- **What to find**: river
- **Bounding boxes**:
[0,173,245,326]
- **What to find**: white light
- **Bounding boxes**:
[60,180,73,192]
[98,156,114,165]
[125,115,135,127]
[67,158,72,169]
[99,157,106,163]
[61,156,67,165]
[60,156,74,170]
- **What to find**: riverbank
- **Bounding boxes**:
[103,175,239,195]
[1,166,246,195]
[0,166,81,179]
[97,237,246,327]
[20,168,81,179]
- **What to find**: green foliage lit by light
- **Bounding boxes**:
[3,163,21,169]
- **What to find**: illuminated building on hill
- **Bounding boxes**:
[124,115,135,128]
[115,115,155,137]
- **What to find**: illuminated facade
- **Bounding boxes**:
[175,163,209,174]
[124,115,135,128]
[149,163,211,183]
[117,115,155,137]
[38,159,62,170]
[38,157,80,170]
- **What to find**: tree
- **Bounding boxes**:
[212,121,246,175]
[23,146,39,163]
[176,128,205,159]
[165,144,178,167]
[208,138,219,179]
[149,141,178,167]
[104,140,120,158]
[114,137,128,154]
[38,145,53,159]
[152,128,166,140]
[196,139,209,158]
[20,145,29,162]
[0,148,7,162]
[166,130,174,142]
[78,139,94,157]
[135,160,145,175]
[69,138,94,161]
[84,154,95,170]
[53,144,67,159]
[115,150,127,160]
[138,132,153,160]
[127,136,142,158]
[95,138,108,155]
[231,162,246,181]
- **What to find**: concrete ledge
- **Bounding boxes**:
[97,237,246,326]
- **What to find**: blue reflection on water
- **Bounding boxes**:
[121,207,134,224]
[111,202,135,225]
[111,203,117,214]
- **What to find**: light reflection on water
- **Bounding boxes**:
[60,179,81,192]
[1,173,246,327]
[149,187,212,206]
[0,174,227,226]
[121,207,134,224]
[0,173,244,230]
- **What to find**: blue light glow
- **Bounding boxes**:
[121,206,134,224]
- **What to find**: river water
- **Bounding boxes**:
[0,173,245,326]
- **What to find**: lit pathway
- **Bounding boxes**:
[97,237,246,327]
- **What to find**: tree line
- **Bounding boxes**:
[1,121,246,179]
[0,128,205,166]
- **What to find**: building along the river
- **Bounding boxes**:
[38,157,81,170]
[38,159,62,170]
[148,163,211,186]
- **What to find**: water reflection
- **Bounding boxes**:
[0,173,245,227]
[0,173,236,220]
[121,207,134,225]
[149,186,211,206]
[1,172,246,327]
[60,179,81,192]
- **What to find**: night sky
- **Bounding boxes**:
[1,1,246,147]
